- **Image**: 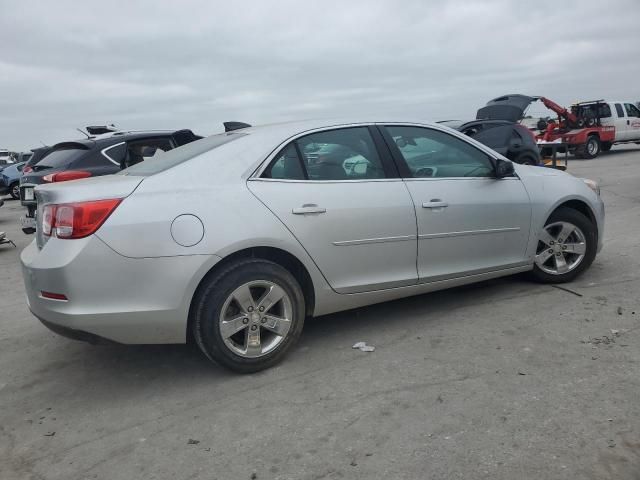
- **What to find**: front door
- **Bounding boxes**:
[381,125,532,282]
[612,103,629,141]
[624,103,640,141]
[248,126,418,294]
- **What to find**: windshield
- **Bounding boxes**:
[122,132,245,176]
[36,148,87,170]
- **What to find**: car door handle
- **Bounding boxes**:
[422,200,448,209]
[628,120,631,125]
[292,204,327,215]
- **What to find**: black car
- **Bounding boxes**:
[20,128,201,233]
[438,94,542,166]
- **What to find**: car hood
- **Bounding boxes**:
[477,94,538,122]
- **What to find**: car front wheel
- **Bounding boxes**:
[530,207,597,283]
[192,259,305,373]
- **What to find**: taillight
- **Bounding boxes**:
[41,199,122,239]
[42,170,92,183]
[23,165,33,173]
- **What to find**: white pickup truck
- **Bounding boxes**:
[586,101,640,150]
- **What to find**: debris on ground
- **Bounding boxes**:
[551,285,583,297]
[187,439,200,445]
[617,306,623,315]
[582,329,626,346]
[43,432,55,437]
[352,342,375,352]
[608,439,616,448]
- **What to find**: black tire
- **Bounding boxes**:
[601,142,612,152]
[192,258,305,373]
[579,135,600,159]
[529,207,597,284]
[514,152,539,165]
[9,183,20,200]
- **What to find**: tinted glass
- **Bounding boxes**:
[123,132,243,176]
[615,103,625,117]
[625,103,640,118]
[263,144,305,180]
[100,142,127,166]
[472,125,513,149]
[295,127,385,180]
[37,148,87,169]
[386,126,494,178]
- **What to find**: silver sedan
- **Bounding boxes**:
[21,119,604,372]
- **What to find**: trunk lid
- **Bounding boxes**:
[35,174,144,249]
[477,94,537,122]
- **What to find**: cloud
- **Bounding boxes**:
[1,0,639,150]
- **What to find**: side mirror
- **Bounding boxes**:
[494,159,514,178]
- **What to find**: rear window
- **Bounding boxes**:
[37,148,87,169]
[122,132,245,176]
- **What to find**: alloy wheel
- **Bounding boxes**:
[219,280,293,358]
[535,221,587,275]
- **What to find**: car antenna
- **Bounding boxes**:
[76,128,91,139]
[39,140,47,147]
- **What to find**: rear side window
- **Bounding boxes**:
[263,127,386,181]
[263,144,305,180]
[615,103,625,117]
[123,132,244,176]
[37,148,87,169]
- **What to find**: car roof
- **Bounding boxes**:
[225,117,444,141]
[50,129,191,150]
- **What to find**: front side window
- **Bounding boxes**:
[385,126,495,178]
[262,127,386,181]
[625,103,640,118]
[615,103,625,118]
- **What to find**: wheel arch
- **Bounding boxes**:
[548,198,598,240]
[187,246,316,341]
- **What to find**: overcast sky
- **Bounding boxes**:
[1,0,639,151]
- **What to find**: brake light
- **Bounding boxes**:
[41,291,68,301]
[42,170,92,183]
[23,165,33,173]
[41,199,122,239]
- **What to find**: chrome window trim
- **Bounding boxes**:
[101,142,126,166]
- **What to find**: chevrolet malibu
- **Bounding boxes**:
[21,119,604,372]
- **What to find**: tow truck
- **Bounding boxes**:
[479,95,640,159]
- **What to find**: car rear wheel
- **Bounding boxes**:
[10,183,20,200]
[192,259,305,373]
[577,136,601,159]
[530,207,596,283]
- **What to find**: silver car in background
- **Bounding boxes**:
[21,119,604,372]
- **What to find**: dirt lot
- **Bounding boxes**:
[1,148,639,480]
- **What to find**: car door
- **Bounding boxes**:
[612,103,629,141]
[380,125,532,283]
[624,103,640,141]
[248,126,418,294]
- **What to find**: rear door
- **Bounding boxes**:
[248,126,418,294]
[381,125,531,283]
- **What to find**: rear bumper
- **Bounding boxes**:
[21,236,221,344]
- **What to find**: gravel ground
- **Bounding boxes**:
[1,147,639,480]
